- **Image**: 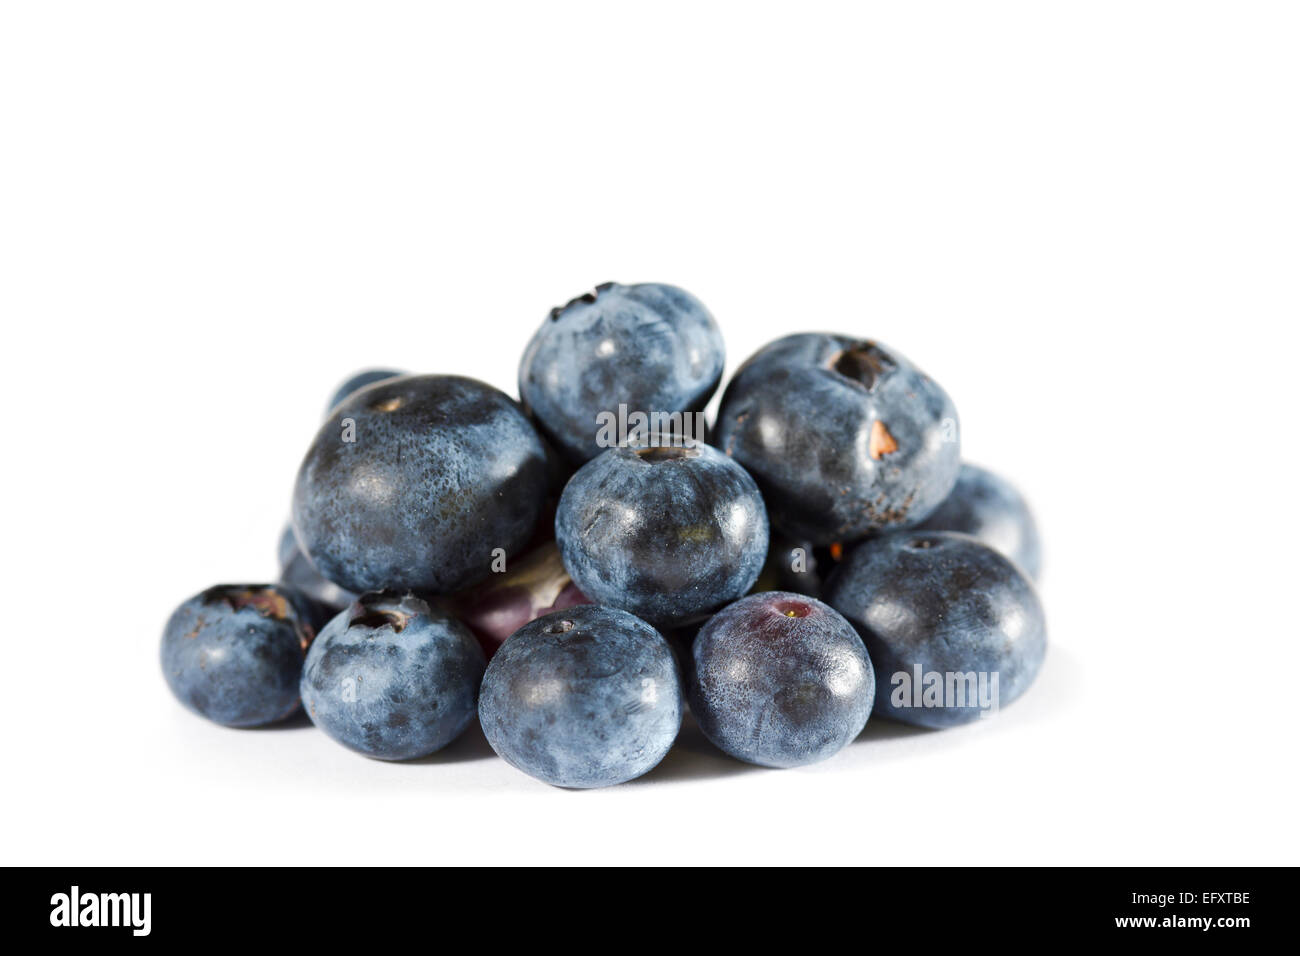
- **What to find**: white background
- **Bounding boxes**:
[2,1,1296,866]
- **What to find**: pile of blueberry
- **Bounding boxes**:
[161,282,1046,788]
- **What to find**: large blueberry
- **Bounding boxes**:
[689,592,874,768]
[911,463,1042,579]
[161,584,318,727]
[325,368,405,416]
[714,334,960,545]
[478,605,682,788]
[518,282,725,463]
[824,531,1046,728]
[300,591,485,760]
[555,440,769,627]
[292,375,549,594]
[277,524,357,613]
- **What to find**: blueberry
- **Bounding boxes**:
[161,584,318,727]
[911,463,1042,579]
[555,440,769,627]
[277,524,357,613]
[292,374,550,594]
[478,605,682,788]
[689,592,874,767]
[300,591,485,760]
[324,368,405,416]
[714,334,960,545]
[519,282,725,463]
[447,540,591,659]
[824,531,1046,728]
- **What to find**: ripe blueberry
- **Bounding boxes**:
[714,334,960,545]
[555,440,769,627]
[292,374,550,594]
[478,605,682,788]
[825,531,1046,728]
[161,584,318,727]
[519,282,724,463]
[689,592,875,767]
[300,591,485,760]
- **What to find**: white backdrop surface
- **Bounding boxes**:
[1,1,1296,865]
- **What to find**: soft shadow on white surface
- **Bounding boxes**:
[244,709,315,732]
[405,719,498,764]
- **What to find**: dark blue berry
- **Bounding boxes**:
[478,605,682,788]
[825,531,1046,728]
[300,591,485,760]
[714,334,960,545]
[161,584,318,727]
[519,282,724,463]
[292,374,549,594]
[689,592,874,767]
[555,441,769,627]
